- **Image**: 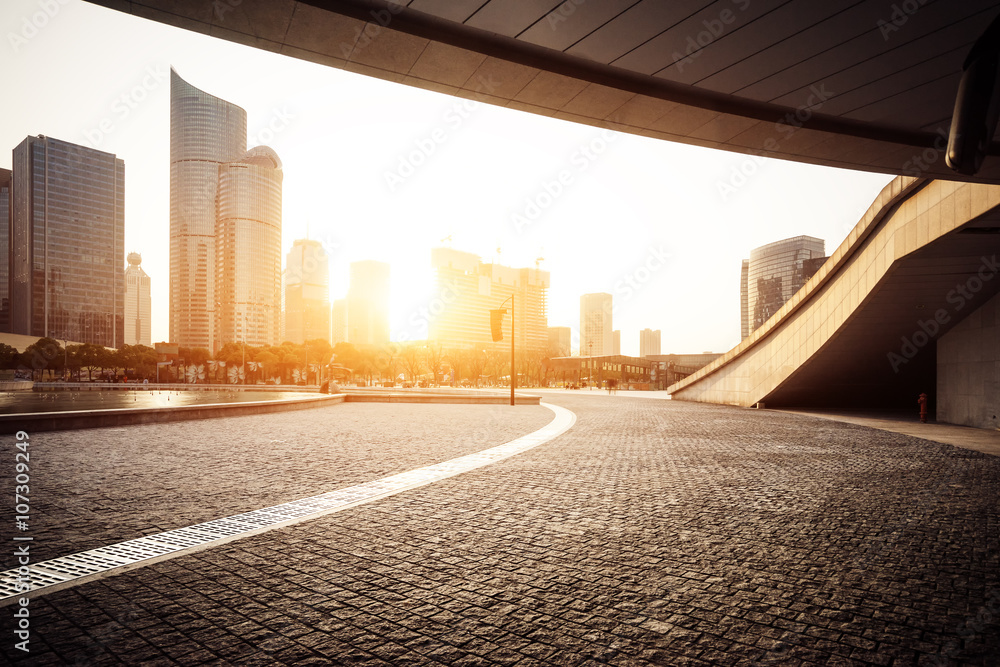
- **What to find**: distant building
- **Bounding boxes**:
[124,252,151,347]
[429,248,549,353]
[741,236,826,338]
[10,136,124,347]
[170,68,247,351]
[331,298,347,344]
[580,293,612,356]
[612,329,621,355]
[640,328,661,357]
[739,259,749,340]
[347,260,390,346]
[548,326,571,357]
[171,68,282,352]
[0,168,10,333]
[284,239,330,344]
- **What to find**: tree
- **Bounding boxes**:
[400,343,424,382]
[77,343,103,382]
[377,343,399,384]
[467,349,489,387]
[424,343,443,384]
[444,349,465,385]
[0,343,18,370]
[21,337,63,381]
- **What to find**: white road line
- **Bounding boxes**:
[0,402,575,605]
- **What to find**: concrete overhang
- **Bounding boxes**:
[85,0,1000,183]
[668,176,1000,410]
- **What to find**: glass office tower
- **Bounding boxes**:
[742,236,826,338]
[10,136,124,347]
[284,238,331,344]
[215,146,283,348]
[170,68,247,351]
[0,168,10,333]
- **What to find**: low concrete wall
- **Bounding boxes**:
[938,291,1000,429]
[0,380,33,391]
[345,392,540,405]
[34,382,318,392]
[0,394,345,434]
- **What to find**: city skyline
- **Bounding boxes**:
[0,0,895,356]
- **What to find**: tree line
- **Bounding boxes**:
[3,337,561,386]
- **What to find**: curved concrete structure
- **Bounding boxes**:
[670,176,1000,427]
[87,0,1000,183]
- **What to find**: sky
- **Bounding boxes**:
[0,0,895,356]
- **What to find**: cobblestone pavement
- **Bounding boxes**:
[0,403,553,563]
[3,395,999,665]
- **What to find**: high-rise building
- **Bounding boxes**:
[429,248,549,353]
[170,68,247,351]
[124,252,151,347]
[612,329,621,355]
[0,168,10,333]
[347,260,390,346]
[10,136,124,347]
[548,326,571,357]
[741,236,826,338]
[214,146,283,349]
[580,293,612,356]
[640,328,661,357]
[331,298,348,344]
[740,259,749,340]
[284,238,330,344]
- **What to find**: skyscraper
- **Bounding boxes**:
[170,68,247,351]
[640,328,661,357]
[10,136,124,347]
[214,146,283,349]
[580,293,612,356]
[284,238,330,344]
[347,260,390,346]
[124,252,151,347]
[429,248,549,353]
[0,168,10,333]
[612,329,621,355]
[548,326,571,357]
[741,236,826,338]
[739,259,749,340]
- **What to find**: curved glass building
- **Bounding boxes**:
[741,236,826,338]
[216,146,283,348]
[170,69,282,352]
[169,68,246,351]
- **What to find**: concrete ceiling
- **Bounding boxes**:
[87,0,1000,182]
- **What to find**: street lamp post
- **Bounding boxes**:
[490,295,516,406]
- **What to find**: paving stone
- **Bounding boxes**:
[2,396,998,665]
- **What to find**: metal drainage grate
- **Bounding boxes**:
[0,402,575,605]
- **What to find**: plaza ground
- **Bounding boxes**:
[2,395,998,665]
